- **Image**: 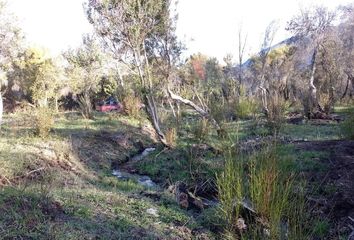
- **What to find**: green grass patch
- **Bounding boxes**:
[281,123,340,141]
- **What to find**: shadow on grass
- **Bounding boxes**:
[0,186,161,239]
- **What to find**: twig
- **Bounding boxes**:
[13,167,46,180]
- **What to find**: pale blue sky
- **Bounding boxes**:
[8,0,354,62]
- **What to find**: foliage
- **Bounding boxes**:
[96,75,118,101]
[265,94,288,135]
[122,95,141,119]
[235,97,259,120]
[217,147,307,239]
[193,118,210,141]
[77,93,94,120]
[64,35,104,107]
[34,107,55,138]
[86,0,181,145]
[10,47,64,107]
[165,127,177,148]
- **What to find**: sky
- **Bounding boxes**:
[8,0,354,62]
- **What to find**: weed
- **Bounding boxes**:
[216,151,243,232]
[312,219,330,238]
[266,94,288,136]
[34,107,55,138]
[217,146,307,239]
[122,95,141,119]
[193,118,210,141]
[78,93,94,119]
[166,127,177,148]
[235,97,259,120]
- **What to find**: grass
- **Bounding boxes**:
[312,219,330,238]
[0,111,214,239]
[136,144,223,186]
[281,123,340,140]
[0,104,350,239]
[217,147,306,239]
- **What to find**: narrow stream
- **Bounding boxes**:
[112,147,159,189]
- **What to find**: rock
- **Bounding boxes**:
[112,169,121,176]
[146,208,159,217]
[236,218,247,231]
[112,169,130,181]
[132,147,156,161]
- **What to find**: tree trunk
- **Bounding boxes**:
[55,96,59,112]
[341,75,350,100]
[167,87,221,130]
[307,49,322,118]
[117,67,124,88]
[144,93,168,146]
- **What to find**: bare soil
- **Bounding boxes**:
[294,140,354,239]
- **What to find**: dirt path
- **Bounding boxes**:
[294,140,354,238]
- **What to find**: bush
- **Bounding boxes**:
[34,107,54,138]
[340,110,354,140]
[166,127,177,148]
[235,97,259,119]
[193,118,209,141]
[266,95,288,135]
[122,95,141,119]
[217,147,306,239]
[78,93,94,119]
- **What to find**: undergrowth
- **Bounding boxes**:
[217,146,309,239]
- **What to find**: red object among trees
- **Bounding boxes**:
[95,98,123,112]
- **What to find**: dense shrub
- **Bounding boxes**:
[78,94,94,119]
[217,147,306,239]
[122,95,141,119]
[235,97,259,119]
[193,118,209,141]
[34,107,54,138]
[266,95,288,135]
[166,127,177,148]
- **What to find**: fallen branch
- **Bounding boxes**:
[167,87,220,130]
[12,167,46,181]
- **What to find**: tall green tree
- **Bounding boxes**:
[287,6,336,118]
[86,0,181,146]
[64,35,104,119]
[0,0,23,125]
[11,47,64,108]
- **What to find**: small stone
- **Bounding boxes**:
[112,170,122,177]
[146,208,159,217]
[236,218,247,231]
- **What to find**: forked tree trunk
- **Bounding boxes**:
[144,93,168,146]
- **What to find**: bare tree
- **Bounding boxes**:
[258,21,279,115]
[237,24,248,87]
[338,4,354,100]
[86,0,181,146]
[287,6,336,118]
